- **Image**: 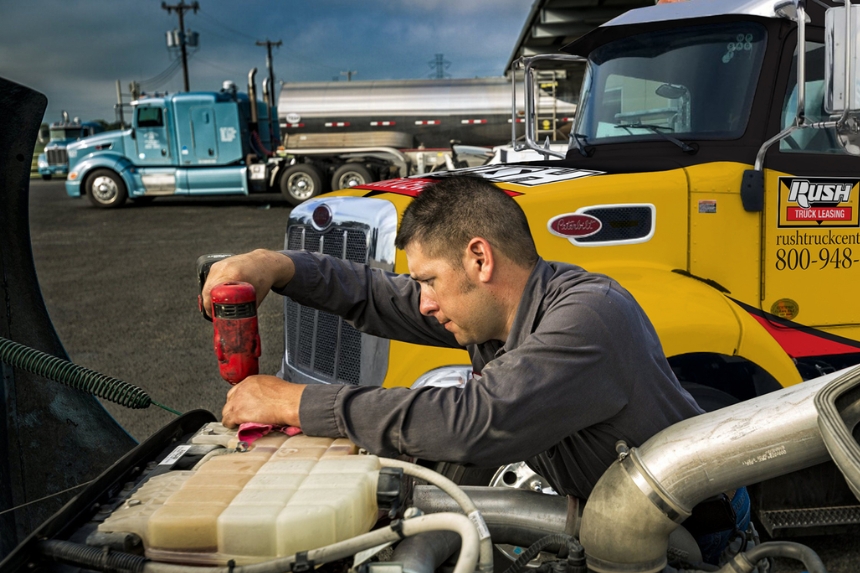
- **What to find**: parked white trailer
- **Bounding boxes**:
[275,74,579,201]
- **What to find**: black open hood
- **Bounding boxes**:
[0,77,136,558]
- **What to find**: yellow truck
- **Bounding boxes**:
[279,0,860,536]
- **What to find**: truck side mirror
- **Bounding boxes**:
[825,6,860,116]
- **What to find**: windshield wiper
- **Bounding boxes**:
[569,132,594,157]
[614,123,698,154]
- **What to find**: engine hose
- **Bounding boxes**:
[721,541,827,573]
[0,336,181,415]
[251,131,274,157]
[39,539,147,573]
[502,533,586,573]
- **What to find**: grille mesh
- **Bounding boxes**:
[576,206,652,243]
[47,148,68,165]
[286,226,368,385]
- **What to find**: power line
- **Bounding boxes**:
[197,8,257,42]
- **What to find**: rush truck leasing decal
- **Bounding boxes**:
[778,177,860,228]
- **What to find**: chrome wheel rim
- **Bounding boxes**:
[336,170,367,188]
[91,176,118,203]
[287,172,316,200]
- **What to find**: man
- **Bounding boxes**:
[204,175,701,492]
[202,176,743,563]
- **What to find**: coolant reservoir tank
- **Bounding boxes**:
[97,429,381,565]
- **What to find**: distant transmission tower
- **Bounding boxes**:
[428,54,451,79]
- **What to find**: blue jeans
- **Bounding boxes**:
[694,486,751,566]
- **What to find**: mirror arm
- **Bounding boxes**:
[838,0,853,129]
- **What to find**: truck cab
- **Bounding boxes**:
[280,0,860,535]
[65,76,279,208]
[37,119,103,180]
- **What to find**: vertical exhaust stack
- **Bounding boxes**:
[579,368,860,573]
[247,68,259,128]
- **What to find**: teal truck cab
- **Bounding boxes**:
[37,116,104,180]
[65,71,286,208]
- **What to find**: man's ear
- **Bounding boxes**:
[465,237,494,282]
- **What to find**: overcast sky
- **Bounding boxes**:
[1,0,534,125]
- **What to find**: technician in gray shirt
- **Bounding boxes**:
[204,175,703,500]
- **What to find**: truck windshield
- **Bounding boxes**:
[50,128,83,140]
[574,22,766,144]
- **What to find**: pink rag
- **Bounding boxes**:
[237,422,302,445]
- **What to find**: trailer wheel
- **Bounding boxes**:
[86,169,127,208]
[331,164,374,190]
[280,164,328,206]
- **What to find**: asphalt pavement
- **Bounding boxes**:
[26,180,860,572]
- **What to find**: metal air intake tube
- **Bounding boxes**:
[579,368,859,573]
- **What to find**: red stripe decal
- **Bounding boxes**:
[749,313,860,357]
[356,177,522,198]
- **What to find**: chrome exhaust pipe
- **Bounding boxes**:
[247,68,259,126]
[580,367,860,573]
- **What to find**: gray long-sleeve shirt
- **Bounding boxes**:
[277,250,703,498]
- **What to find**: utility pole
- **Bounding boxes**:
[340,70,357,82]
[255,39,282,106]
[162,1,199,92]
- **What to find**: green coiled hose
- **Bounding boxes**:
[0,336,181,415]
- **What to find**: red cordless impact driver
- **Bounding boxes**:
[197,254,261,385]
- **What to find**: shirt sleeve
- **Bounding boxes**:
[299,284,634,467]
[274,250,459,348]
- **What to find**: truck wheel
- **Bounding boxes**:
[280,164,328,206]
[86,169,127,208]
[331,164,374,190]
[41,174,52,181]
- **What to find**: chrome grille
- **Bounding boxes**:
[47,148,68,166]
[285,226,368,385]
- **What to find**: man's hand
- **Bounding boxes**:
[222,375,305,428]
[201,249,296,316]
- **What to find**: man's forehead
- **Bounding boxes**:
[405,242,450,274]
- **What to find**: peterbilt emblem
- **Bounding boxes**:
[547,213,602,238]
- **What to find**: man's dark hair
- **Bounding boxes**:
[395,176,539,268]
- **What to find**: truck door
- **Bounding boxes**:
[190,106,219,163]
[763,40,860,330]
[134,104,172,165]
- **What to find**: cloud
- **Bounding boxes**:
[0,0,533,122]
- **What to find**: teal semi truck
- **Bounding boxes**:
[65,70,290,208]
[37,114,104,180]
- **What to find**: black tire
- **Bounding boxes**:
[331,163,374,190]
[279,164,328,206]
[41,174,51,181]
[86,169,128,208]
[681,382,740,412]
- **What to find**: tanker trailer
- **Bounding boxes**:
[276,73,579,199]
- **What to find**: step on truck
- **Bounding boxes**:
[279,0,860,537]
